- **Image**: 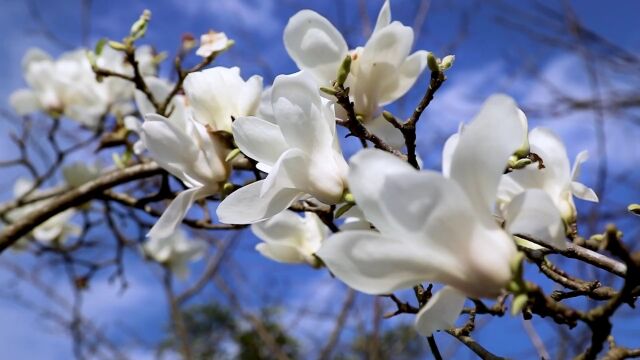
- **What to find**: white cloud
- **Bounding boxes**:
[173,0,280,35]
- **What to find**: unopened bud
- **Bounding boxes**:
[130,9,151,40]
[336,55,352,87]
[427,52,439,72]
[382,111,400,126]
[510,251,525,280]
[225,148,241,162]
[440,55,455,70]
[86,51,97,67]
[94,38,107,56]
[320,87,338,96]
[512,158,532,170]
[108,41,128,51]
[511,293,529,315]
[182,33,197,51]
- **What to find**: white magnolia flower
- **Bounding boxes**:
[183,67,262,133]
[196,31,230,57]
[251,210,327,266]
[141,107,230,239]
[10,48,109,128]
[5,178,79,248]
[498,128,598,228]
[217,71,348,224]
[284,0,428,147]
[143,227,206,279]
[318,95,563,336]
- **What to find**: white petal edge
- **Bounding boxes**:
[347,149,416,235]
[571,181,599,202]
[449,94,525,215]
[216,180,302,224]
[317,230,431,295]
[148,186,210,239]
[10,89,40,115]
[414,286,466,337]
[232,116,289,168]
[283,10,348,85]
[504,189,567,250]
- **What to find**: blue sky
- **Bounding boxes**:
[1,0,640,358]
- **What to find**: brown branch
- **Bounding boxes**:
[446,331,507,360]
[515,233,627,278]
[402,69,446,169]
[0,162,163,252]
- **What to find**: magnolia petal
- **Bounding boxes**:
[347,149,416,235]
[504,189,566,250]
[529,128,571,188]
[260,148,310,196]
[124,115,142,132]
[378,50,429,105]
[256,242,305,264]
[148,186,210,239]
[317,230,432,294]
[441,132,459,178]
[571,150,589,181]
[414,286,466,337]
[497,167,547,205]
[272,71,334,154]
[216,180,302,224]
[571,181,599,202]
[450,94,526,215]
[256,87,276,123]
[284,10,348,85]
[361,22,413,69]
[184,67,261,132]
[33,222,64,243]
[141,114,205,187]
[10,89,40,115]
[144,234,172,262]
[22,48,52,71]
[251,210,305,244]
[238,75,264,117]
[372,0,391,34]
[232,116,288,168]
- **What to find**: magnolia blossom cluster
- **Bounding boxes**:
[8,0,600,337]
[10,46,156,128]
[132,1,597,335]
[284,0,428,147]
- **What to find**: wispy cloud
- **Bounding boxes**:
[172,0,281,36]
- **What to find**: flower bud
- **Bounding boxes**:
[336,55,352,87]
[130,9,151,40]
[511,293,529,315]
[94,38,107,56]
[108,41,128,51]
[426,52,439,72]
[440,55,455,70]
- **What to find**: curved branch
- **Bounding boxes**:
[0,162,162,252]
